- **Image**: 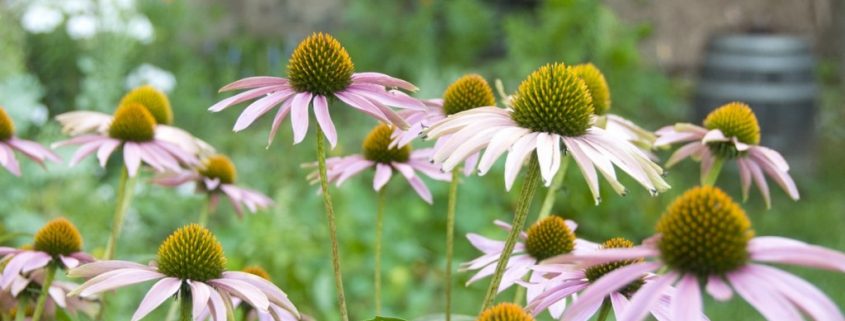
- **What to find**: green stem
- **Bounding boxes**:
[198,196,213,226]
[701,157,725,186]
[30,264,56,321]
[596,299,612,321]
[14,300,25,321]
[316,127,350,321]
[537,156,570,220]
[444,169,459,321]
[374,188,385,315]
[512,281,527,305]
[178,293,191,321]
[164,300,179,321]
[480,156,542,311]
[104,166,137,260]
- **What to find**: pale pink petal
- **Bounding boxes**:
[222,272,298,316]
[289,92,313,144]
[59,255,80,269]
[749,150,799,200]
[562,262,663,321]
[439,127,500,171]
[535,133,557,184]
[748,236,845,272]
[74,269,166,297]
[96,139,121,167]
[745,159,772,208]
[463,152,479,176]
[209,278,270,312]
[752,146,790,171]
[563,137,600,204]
[610,292,629,317]
[48,285,67,308]
[618,271,680,321]
[20,251,51,273]
[68,260,154,278]
[124,142,143,177]
[665,142,705,168]
[566,299,603,321]
[393,162,433,203]
[653,130,701,147]
[504,133,538,190]
[8,138,61,164]
[701,129,729,143]
[544,246,659,265]
[207,286,227,321]
[736,157,752,201]
[1,252,38,288]
[466,233,505,254]
[747,264,844,321]
[233,91,293,132]
[334,91,392,124]
[219,77,288,92]
[312,95,337,148]
[706,275,733,301]
[346,85,425,110]
[188,280,212,318]
[267,99,294,147]
[131,277,182,321]
[373,163,392,191]
[352,72,417,91]
[68,141,102,166]
[727,268,803,321]
[672,274,702,321]
[210,85,286,112]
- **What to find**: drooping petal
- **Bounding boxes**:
[617,271,680,321]
[124,142,143,177]
[562,262,663,321]
[188,280,212,319]
[219,77,288,92]
[131,277,182,321]
[706,275,733,301]
[209,278,270,312]
[727,268,803,321]
[747,264,844,321]
[267,99,294,147]
[68,260,154,278]
[544,246,659,266]
[504,133,538,190]
[73,269,166,297]
[289,92,313,144]
[748,236,845,272]
[233,90,293,132]
[210,85,287,112]
[373,163,392,191]
[312,95,337,148]
[671,274,702,321]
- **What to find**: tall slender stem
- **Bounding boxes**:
[480,156,542,311]
[178,293,192,321]
[30,264,56,321]
[104,166,137,260]
[374,188,386,315]
[596,299,612,321]
[444,168,459,321]
[14,300,25,321]
[537,156,570,221]
[702,157,725,186]
[316,127,350,321]
[198,196,213,226]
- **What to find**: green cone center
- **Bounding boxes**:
[442,74,496,115]
[33,218,83,257]
[108,103,157,142]
[119,85,173,125]
[287,32,355,96]
[0,107,15,140]
[524,216,576,261]
[584,237,644,296]
[362,124,411,163]
[511,63,594,137]
[199,155,237,185]
[157,224,227,281]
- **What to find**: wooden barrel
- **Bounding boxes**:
[694,34,817,169]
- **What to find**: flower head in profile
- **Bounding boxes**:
[305,123,450,203]
[0,106,61,176]
[425,63,669,204]
[525,238,684,320]
[478,302,535,321]
[568,64,657,156]
[152,154,273,217]
[0,218,94,291]
[461,216,594,300]
[209,32,426,149]
[655,102,798,207]
[390,74,498,175]
[547,186,845,321]
[68,224,300,321]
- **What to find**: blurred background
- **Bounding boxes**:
[0,0,843,320]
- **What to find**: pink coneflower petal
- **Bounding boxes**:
[131,277,182,321]
[335,159,374,186]
[535,133,558,183]
[439,127,500,171]
[207,287,227,321]
[527,280,587,316]
[59,255,79,269]
[726,268,803,321]
[665,142,705,167]
[671,274,701,321]
[748,264,844,321]
[477,127,531,175]
[96,139,121,167]
[373,163,392,191]
[705,275,733,301]
[545,246,660,266]
[737,157,753,201]
[74,269,166,297]
[466,234,506,254]
[69,141,102,166]
[702,129,729,143]
[749,147,799,200]
[617,271,679,321]
[267,99,294,147]
[290,92,313,144]
[748,236,845,271]
[210,86,286,112]
[393,162,433,203]
[224,271,299,315]
[209,278,270,312]
[8,138,61,164]
[564,262,662,321]
[312,95,337,148]
[124,142,143,176]
[346,84,425,111]
[219,77,288,92]
[744,159,771,208]
[563,138,600,203]
[352,72,417,91]
[0,143,20,176]
[21,252,51,274]
[233,90,294,132]
[188,280,211,317]
[504,133,539,190]
[334,91,392,125]
[67,260,154,278]
[1,251,38,287]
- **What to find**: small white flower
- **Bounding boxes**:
[126,15,154,44]
[21,4,64,34]
[126,64,177,93]
[66,15,98,40]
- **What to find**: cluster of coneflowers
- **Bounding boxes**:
[0,31,842,321]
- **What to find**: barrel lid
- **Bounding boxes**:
[709,34,811,54]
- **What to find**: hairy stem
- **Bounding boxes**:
[30,264,56,321]
[316,127,350,321]
[702,156,725,186]
[104,166,137,259]
[444,168,459,321]
[374,188,386,315]
[480,156,542,311]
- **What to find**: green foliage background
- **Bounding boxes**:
[1,0,843,320]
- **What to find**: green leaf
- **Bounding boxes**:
[55,309,74,321]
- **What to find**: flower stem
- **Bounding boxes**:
[30,264,56,321]
[374,187,386,315]
[104,166,137,260]
[596,299,612,321]
[702,157,725,186]
[14,298,26,321]
[179,293,192,321]
[537,156,570,220]
[316,127,350,321]
[444,168,459,321]
[198,196,213,226]
[480,156,542,311]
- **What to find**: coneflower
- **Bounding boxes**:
[0,106,61,176]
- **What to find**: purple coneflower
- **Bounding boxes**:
[68,224,300,321]
[0,106,61,176]
[655,102,798,207]
[525,238,681,321]
[153,154,273,223]
[547,186,845,321]
[0,269,98,319]
[0,218,94,321]
[209,32,424,149]
[307,123,450,203]
[462,217,594,300]
[196,266,299,321]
